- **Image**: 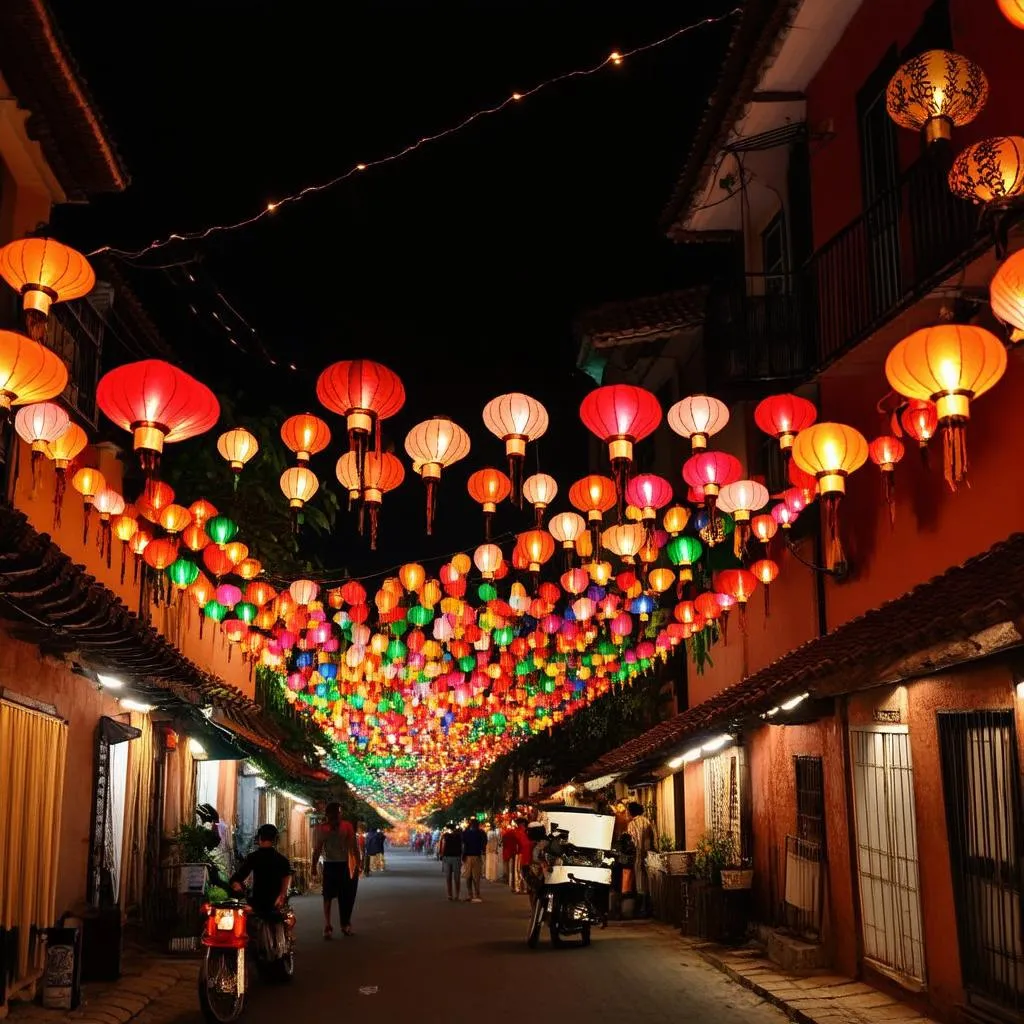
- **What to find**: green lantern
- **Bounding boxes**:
[203,599,227,622]
[666,534,703,574]
[206,514,238,546]
[477,582,497,602]
[458,654,475,673]
[234,601,257,624]
[407,605,432,627]
[166,558,199,589]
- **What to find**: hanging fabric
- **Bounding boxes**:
[118,712,154,911]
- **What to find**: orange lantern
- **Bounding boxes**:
[568,474,616,552]
[143,537,179,572]
[667,394,728,450]
[481,393,549,503]
[885,324,1007,489]
[399,563,426,593]
[868,435,906,526]
[224,541,249,567]
[404,418,470,534]
[516,529,555,572]
[159,503,192,535]
[189,498,218,525]
[648,567,675,594]
[93,487,125,564]
[71,466,104,543]
[467,468,512,539]
[990,248,1024,342]
[217,427,259,484]
[663,504,690,536]
[280,413,331,464]
[182,524,210,552]
[750,558,779,617]
[751,513,777,545]
[112,510,139,583]
[949,136,1024,204]
[792,423,868,572]
[362,450,405,549]
[898,399,938,451]
[0,238,94,333]
[137,480,175,523]
[0,330,67,416]
[236,557,262,580]
[42,421,88,526]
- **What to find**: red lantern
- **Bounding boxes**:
[681,451,742,513]
[898,399,938,451]
[624,473,673,521]
[96,360,219,477]
[362,451,405,549]
[868,435,905,526]
[579,385,662,513]
[315,359,405,482]
[754,394,817,453]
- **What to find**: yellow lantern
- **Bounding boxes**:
[648,567,675,594]
[949,136,1024,204]
[280,466,319,508]
[885,324,1007,488]
[217,427,260,477]
[548,511,586,550]
[663,504,690,536]
[0,330,68,415]
[792,423,868,572]
[886,50,988,146]
[399,563,425,592]
[0,238,95,327]
[451,552,471,576]
[404,417,471,534]
[601,523,645,564]
[989,249,1024,342]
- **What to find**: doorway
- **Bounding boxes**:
[850,727,926,984]
[938,709,1024,1019]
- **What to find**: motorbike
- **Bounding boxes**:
[197,897,295,1023]
[526,828,612,949]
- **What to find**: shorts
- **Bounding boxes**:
[463,855,482,883]
[443,856,461,881]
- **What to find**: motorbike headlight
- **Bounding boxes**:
[214,909,236,931]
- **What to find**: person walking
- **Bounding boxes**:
[312,802,360,938]
[500,821,519,885]
[366,827,386,872]
[461,818,486,902]
[626,801,656,917]
[438,824,463,901]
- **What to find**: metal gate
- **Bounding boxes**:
[938,710,1024,1018]
[850,727,926,983]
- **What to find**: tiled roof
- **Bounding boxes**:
[0,0,128,197]
[581,533,1024,779]
[575,288,707,350]
[0,505,328,781]
[660,0,800,236]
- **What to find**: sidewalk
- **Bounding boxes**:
[683,939,939,1024]
[5,954,198,1024]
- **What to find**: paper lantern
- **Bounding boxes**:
[0,330,68,416]
[579,384,662,509]
[885,324,1006,488]
[718,479,770,557]
[898,399,938,449]
[715,568,757,611]
[280,465,319,508]
[886,50,988,145]
[989,248,1024,342]
[0,238,94,329]
[751,513,777,544]
[467,468,512,539]
[159,503,192,535]
[792,423,868,572]
[206,514,238,547]
[189,498,218,525]
[998,0,1024,28]
[523,473,558,526]
[362,451,405,549]
[482,393,549,502]
[663,504,690,536]
[15,400,70,489]
[473,543,503,579]
[280,413,331,464]
[648,567,675,595]
[667,395,728,450]
[624,473,673,520]
[516,529,556,572]
[949,136,1024,204]
[754,394,817,452]
[682,451,742,513]
[236,557,262,580]
[548,511,586,549]
[224,541,249,567]
[335,450,361,503]
[96,360,219,476]
[601,523,645,564]
[71,467,103,545]
[568,474,616,551]
[290,579,320,606]
[167,558,200,590]
[182,524,210,552]
[869,435,906,526]
[666,535,702,581]
[405,417,471,534]
[143,537,179,572]
[750,558,779,617]
[316,359,405,481]
[217,427,259,481]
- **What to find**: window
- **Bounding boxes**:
[762,210,788,294]
[795,756,825,846]
[196,759,220,811]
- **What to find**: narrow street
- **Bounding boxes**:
[179,850,785,1024]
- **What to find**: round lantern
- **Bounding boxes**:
[315,359,405,481]
[792,423,868,572]
[280,413,331,464]
[667,395,728,450]
[473,543,503,579]
[362,450,405,549]
[754,393,817,453]
[666,534,702,582]
[522,473,558,526]
[516,529,555,573]
[15,400,70,490]
[206,514,238,547]
[158,503,192,535]
[290,579,319,606]
[898,399,938,449]
[405,417,471,534]
[481,392,549,503]
[624,473,673,521]
[579,384,662,509]
[280,465,319,514]
[216,427,259,481]
[949,136,1024,204]
[715,568,758,616]
[0,238,94,331]
[189,498,218,525]
[886,50,988,146]
[751,513,777,545]
[0,330,68,416]
[335,450,361,503]
[998,0,1024,28]
[467,467,512,539]
[96,360,220,476]
[568,474,616,552]
[601,522,645,564]
[989,248,1024,342]
[682,451,742,514]
[717,479,770,556]
[663,504,690,536]
[869,435,906,526]
[548,512,586,556]
[750,558,780,617]
[885,324,1007,489]
[71,466,103,544]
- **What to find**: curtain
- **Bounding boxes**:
[107,739,130,903]
[118,713,154,912]
[0,699,68,986]
[196,760,220,811]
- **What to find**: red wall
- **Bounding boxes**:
[808,0,1021,248]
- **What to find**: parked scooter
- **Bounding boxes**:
[197,897,295,1023]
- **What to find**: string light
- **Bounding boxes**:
[89,10,740,261]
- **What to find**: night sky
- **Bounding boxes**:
[48,0,736,576]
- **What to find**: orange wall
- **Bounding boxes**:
[0,628,122,916]
[683,760,705,850]
[11,438,253,699]
[807,0,1021,249]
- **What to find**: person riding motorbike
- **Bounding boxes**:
[522,822,550,908]
[229,824,292,917]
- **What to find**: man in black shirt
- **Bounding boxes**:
[439,825,463,901]
[230,824,292,916]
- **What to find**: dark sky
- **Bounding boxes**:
[49,0,735,575]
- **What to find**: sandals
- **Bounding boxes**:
[323,926,333,939]
[342,925,354,936]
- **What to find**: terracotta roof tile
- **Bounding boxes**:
[576,287,707,349]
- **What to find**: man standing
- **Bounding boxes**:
[461,818,486,903]
[626,801,656,917]
[500,821,519,885]
[438,824,463,901]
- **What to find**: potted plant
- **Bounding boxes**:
[168,823,215,894]
[693,830,736,886]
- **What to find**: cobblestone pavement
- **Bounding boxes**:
[10,852,928,1024]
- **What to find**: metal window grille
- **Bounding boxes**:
[850,727,926,983]
[795,755,825,847]
[937,709,1024,1016]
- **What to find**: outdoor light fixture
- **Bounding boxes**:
[279,791,310,807]
[96,673,124,689]
[188,737,207,757]
[666,753,686,769]
[120,698,154,713]
[780,692,809,711]
[702,734,732,754]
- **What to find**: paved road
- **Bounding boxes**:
[192,850,785,1024]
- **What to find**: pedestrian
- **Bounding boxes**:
[312,802,360,938]
[500,821,519,884]
[461,818,486,902]
[438,823,463,901]
[366,827,386,872]
[357,821,371,875]
[512,817,532,893]
[626,801,656,917]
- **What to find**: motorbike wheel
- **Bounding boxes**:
[198,948,246,1024]
[276,942,295,982]
[526,897,544,948]
[580,923,592,947]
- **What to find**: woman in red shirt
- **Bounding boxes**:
[312,803,360,938]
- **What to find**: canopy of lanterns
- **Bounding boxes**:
[2,39,1024,808]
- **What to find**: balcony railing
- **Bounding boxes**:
[807,154,981,369]
[706,157,985,387]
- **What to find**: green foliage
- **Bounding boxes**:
[205,884,230,903]
[164,394,340,575]
[693,830,738,884]
[170,823,217,863]
[657,832,675,853]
